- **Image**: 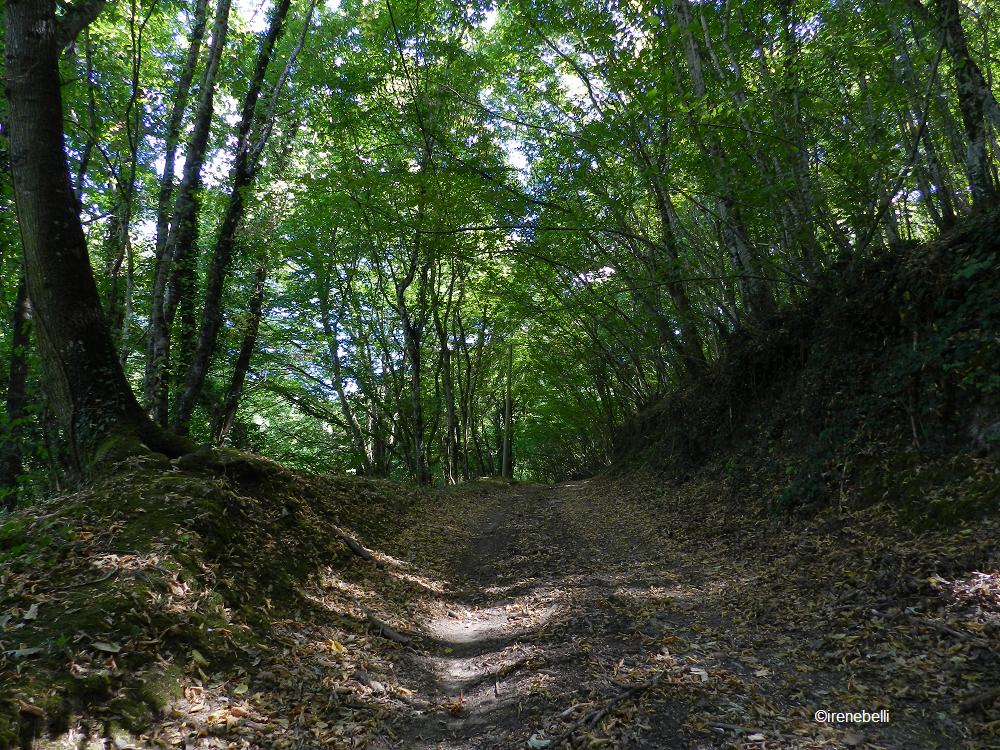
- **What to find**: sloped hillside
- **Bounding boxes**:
[0,450,420,748]
[615,208,1000,521]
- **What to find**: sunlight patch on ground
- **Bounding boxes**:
[381,565,450,594]
[368,550,411,568]
[481,578,541,596]
[422,593,564,646]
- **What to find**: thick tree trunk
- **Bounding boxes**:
[0,277,30,506]
[4,0,185,469]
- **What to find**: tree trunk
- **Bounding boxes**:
[934,0,999,205]
[0,277,30,506]
[4,0,185,470]
[146,0,210,396]
[318,267,373,473]
[671,0,772,321]
[173,0,305,433]
[214,264,267,445]
[153,0,210,262]
[886,1,958,228]
[395,257,431,485]
[501,342,513,480]
[432,267,459,484]
[145,0,233,424]
[402,306,429,484]
[653,190,706,376]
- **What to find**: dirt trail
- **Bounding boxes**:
[7,462,996,750]
[396,483,616,749]
[139,476,1000,750]
[342,476,998,750]
[134,474,995,749]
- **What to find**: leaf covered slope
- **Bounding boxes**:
[0,450,418,748]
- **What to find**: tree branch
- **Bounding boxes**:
[57,0,110,50]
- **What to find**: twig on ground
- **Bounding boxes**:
[334,526,375,561]
[559,702,592,719]
[556,673,662,746]
[56,569,117,590]
[364,609,411,643]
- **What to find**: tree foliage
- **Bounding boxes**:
[2,0,998,497]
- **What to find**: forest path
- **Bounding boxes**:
[331,475,991,750]
[388,479,688,750]
[131,472,997,749]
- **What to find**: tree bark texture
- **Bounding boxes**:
[144,0,233,424]
[214,264,267,445]
[934,0,999,205]
[4,0,183,469]
[501,342,513,480]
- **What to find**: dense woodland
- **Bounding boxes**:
[1,0,999,497]
[2,2,1000,747]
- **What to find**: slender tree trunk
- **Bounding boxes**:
[501,342,513,480]
[145,0,210,402]
[107,0,147,341]
[153,0,210,261]
[400,297,428,484]
[654,190,706,376]
[934,0,999,205]
[318,268,373,473]
[432,266,459,485]
[145,0,233,424]
[214,264,267,445]
[174,0,311,433]
[393,254,431,485]
[369,408,387,477]
[1,277,30,506]
[74,29,97,205]
[886,1,958,227]
[672,0,772,320]
[4,0,185,470]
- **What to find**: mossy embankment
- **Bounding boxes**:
[0,449,418,749]
[615,208,1000,521]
